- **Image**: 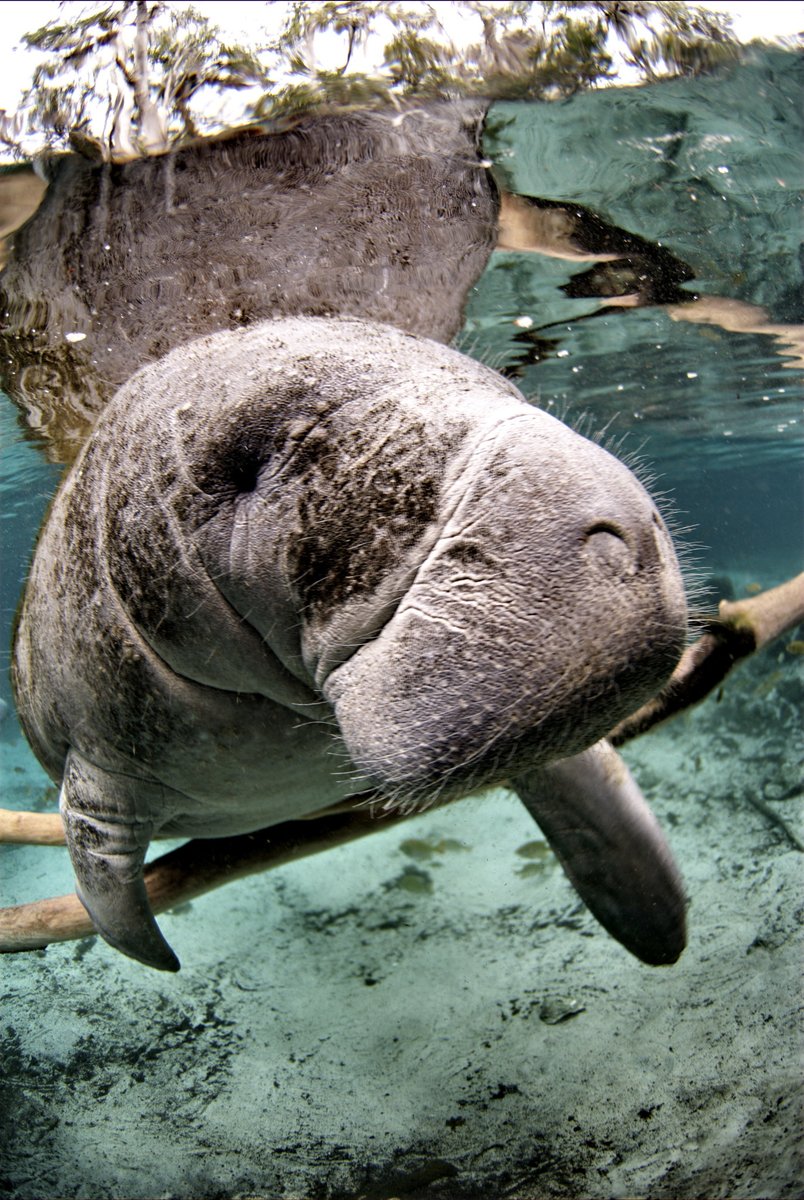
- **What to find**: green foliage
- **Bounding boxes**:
[621,0,743,77]
[1,0,744,161]
[147,6,267,139]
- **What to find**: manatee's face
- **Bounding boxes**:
[318,407,686,805]
[173,316,685,807]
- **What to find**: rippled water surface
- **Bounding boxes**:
[470,51,803,466]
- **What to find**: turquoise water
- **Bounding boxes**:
[1,47,801,1200]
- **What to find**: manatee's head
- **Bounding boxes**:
[162,316,686,807]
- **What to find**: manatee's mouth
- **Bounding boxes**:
[324,609,681,814]
[310,557,428,686]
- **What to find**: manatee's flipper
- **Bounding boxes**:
[511,739,686,965]
[59,750,180,971]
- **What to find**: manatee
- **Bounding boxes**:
[13,316,688,972]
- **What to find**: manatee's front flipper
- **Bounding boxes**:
[511,739,686,965]
[59,750,180,971]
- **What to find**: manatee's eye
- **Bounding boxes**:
[195,440,263,498]
[584,522,637,578]
[229,454,262,495]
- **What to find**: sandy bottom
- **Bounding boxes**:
[1,615,801,1199]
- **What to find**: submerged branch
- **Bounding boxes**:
[609,573,804,745]
[0,799,443,953]
[743,793,804,853]
[1,572,802,955]
[0,808,65,844]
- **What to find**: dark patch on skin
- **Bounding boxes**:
[442,540,498,571]
[68,816,116,860]
[103,480,183,647]
[188,401,305,503]
[283,406,445,618]
[89,401,229,651]
[17,549,167,775]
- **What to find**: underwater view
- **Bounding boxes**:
[0,14,802,1200]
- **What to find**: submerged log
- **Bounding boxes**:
[609,573,804,745]
[1,573,801,956]
[0,799,438,952]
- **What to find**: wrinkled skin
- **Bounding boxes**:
[13,317,688,971]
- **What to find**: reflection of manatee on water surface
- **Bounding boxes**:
[0,103,499,463]
[13,316,688,973]
[0,99,723,462]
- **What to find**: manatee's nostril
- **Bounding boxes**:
[585,524,637,578]
[586,521,627,541]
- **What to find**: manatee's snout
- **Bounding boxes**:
[324,409,687,803]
